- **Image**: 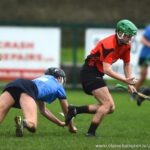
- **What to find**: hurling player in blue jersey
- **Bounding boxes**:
[135,25,150,90]
[0,67,77,137]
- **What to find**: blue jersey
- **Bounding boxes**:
[139,25,150,58]
[32,75,66,103]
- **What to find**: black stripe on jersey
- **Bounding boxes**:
[102,44,114,59]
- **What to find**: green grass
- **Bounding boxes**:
[0,90,150,150]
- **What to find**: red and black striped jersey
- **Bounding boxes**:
[85,34,131,73]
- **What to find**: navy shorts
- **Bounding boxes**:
[138,57,150,66]
[80,65,106,95]
[3,78,38,108]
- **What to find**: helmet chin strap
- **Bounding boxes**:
[60,77,64,85]
[117,32,124,40]
[57,77,64,85]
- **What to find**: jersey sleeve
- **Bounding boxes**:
[57,86,67,100]
[143,26,150,39]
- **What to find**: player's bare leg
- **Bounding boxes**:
[135,66,147,90]
[87,87,115,136]
[0,91,15,123]
[19,93,37,133]
[65,87,115,136]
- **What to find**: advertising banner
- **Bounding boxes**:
[0,27,61,80]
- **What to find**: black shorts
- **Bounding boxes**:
[3,78,38,108]
[138,57,149,66]
[80,65,106,95]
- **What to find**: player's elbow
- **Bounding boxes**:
[103,68,111,75]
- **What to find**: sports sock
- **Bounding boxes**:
[22,119,36,133]
[75,106,90,114]
[22,119,27,127]
[87,122,99,135]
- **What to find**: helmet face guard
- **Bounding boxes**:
[45,67,66,85]
[58,76,66,85]
[116,19,138,44]
[116,32,134,44]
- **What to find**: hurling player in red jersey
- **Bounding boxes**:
[65,19,138,137]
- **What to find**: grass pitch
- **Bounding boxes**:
[0,90,150,150]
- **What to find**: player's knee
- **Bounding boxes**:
[96,104,109,115]
[103,102,115,114]
[141,77,146,82]
[141,71,147,78]
[109,105,115,114]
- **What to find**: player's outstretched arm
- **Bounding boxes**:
[103,62,137,85]
[37,101,65,127]
[59,99,77,133]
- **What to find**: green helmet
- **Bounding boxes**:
[116,19,138,36]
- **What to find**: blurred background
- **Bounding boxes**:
[0,0,150,89]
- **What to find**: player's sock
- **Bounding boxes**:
[22,119,27,127]
[87,122,99,136]
[22,119,36,133]
[75,106,90,114]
